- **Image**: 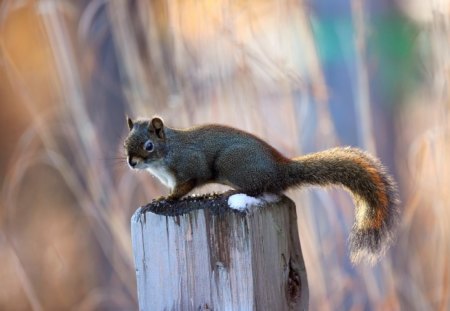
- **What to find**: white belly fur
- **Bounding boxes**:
[145,161,176,190]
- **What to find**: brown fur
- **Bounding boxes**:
[124,117,400,264]
[349,155,389,229]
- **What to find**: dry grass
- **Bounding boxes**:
[0,0,449,310]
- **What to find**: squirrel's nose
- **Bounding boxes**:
[128,156,137,168]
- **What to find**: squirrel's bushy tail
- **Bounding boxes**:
[284,147,399,264]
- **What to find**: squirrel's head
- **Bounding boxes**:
[124,116,167,169]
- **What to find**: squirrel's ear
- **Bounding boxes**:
[126,116,134,130]
[151,117,165,139]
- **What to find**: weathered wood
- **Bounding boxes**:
[131,193,308,311]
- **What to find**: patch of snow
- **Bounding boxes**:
[228,194,262,211]
[227,193,281,211]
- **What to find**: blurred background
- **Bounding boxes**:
[0,0,449,310]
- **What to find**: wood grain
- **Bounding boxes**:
[131,193,308,311]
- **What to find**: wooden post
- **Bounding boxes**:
[131,193,308,311]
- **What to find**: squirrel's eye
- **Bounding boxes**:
[143,140,154,152]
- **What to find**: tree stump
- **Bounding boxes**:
[131,192,308,311]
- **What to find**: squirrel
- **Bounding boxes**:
[124,116,399,264]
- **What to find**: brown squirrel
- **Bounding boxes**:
[124,116,399,264]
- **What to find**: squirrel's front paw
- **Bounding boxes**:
[166,194,181,201]
[153,195,179,202]
[153,195,169,202]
